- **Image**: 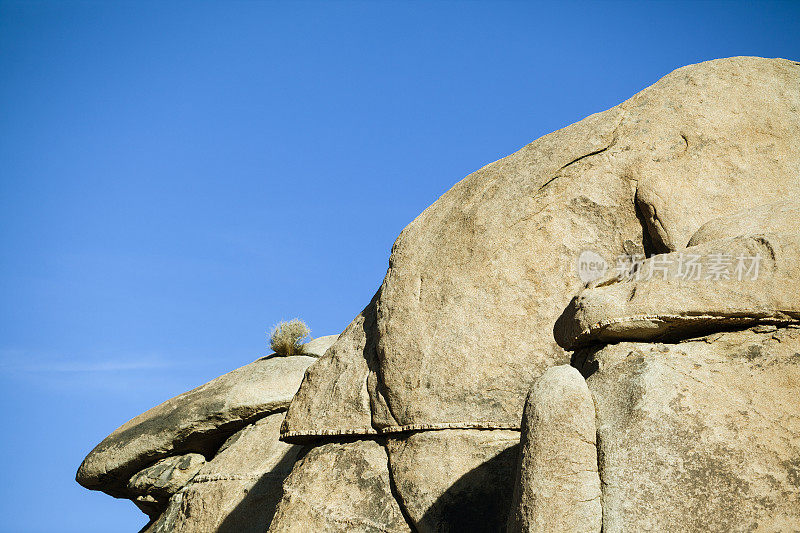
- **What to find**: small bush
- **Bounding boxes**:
[269,319,311,356]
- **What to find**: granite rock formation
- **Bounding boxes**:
[78,57,800,532]
[77,335,337,531]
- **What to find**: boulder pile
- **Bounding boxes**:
[78,57,800,532]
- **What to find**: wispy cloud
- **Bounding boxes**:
[14,359,174,373]
[0,349,216,398]
[0,348,236,399]
[0,350,176,374]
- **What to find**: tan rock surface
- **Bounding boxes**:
[687,200,800,247]
[385,429,519,533]
[371,56,799,433]
[301,334,340,357]
[77,354,316,497]
[555,232,800,348]
[281,296,380,440]
[268,439,411,533]
[508,366,601,533]
[582,327,800,532]
[143,412,302,533]
[127,453,206,517]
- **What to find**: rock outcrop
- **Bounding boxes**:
[77,353,319,498]
[143,412,303,533]
[582,327,800,531]
[507,366,600,533]
[510,326,800,532]
[555,207,800,348]
[76,335,337,530]
[269,439,411,533]
[274,56,800,532]
[79,56,800,532]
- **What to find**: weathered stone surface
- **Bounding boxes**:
[283,57,800,441]
[273,56,800,533]
[281,296,379,440]
[582,327,800,532]
[143,412,302,533]
[371,56,800,433]
[629,59,800,253]
[76,57,800,533]
[555,232,800,349]
[301,334,339,357]
[687,200,800,247]
[385,429,519,533]
[128,453,205,517]
[371,108,641,432]
[77,354,316,497]
[508,366,600,533]
[268,439,411,532]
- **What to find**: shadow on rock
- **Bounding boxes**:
[416,443,519,533]
[215,446,302,533]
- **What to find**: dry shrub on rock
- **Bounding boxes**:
[269,319,310,356]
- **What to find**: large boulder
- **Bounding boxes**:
[127,453,206,516]
[385,429,520,533]
[77,353,317,497]
[268,439,411,533]
[371,107,641,431]
[507,366,600,533]
[284,57,800,441]
[274,57,800,532]
[143,412,302,533]
[77,57,800,532]
[578,326,800,531]
[371,56,800,434]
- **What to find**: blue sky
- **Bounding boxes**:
[1,1,798,531]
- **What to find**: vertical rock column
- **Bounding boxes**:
[508,365,601,533]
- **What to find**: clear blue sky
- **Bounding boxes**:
[1,1,797,531]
